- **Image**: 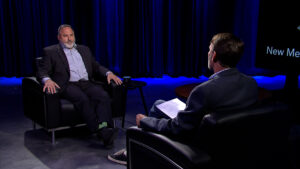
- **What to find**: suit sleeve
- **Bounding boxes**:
[36,48,53,83]
[84,46,110,78]
[140,85,209,135]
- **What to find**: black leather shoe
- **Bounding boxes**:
[97,128,119,146]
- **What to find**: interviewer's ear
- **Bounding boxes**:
[212,51,217,62]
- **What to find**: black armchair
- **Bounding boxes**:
[126,103,292,169]
[22,76,126,144]
[22,59,126,145]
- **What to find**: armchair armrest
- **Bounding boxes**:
[107,80,126,118]
[22,77,62,128]
[126,126,211,169]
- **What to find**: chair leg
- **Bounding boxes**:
[122,115,125,128]
[139,87,148,116]
[121,88,128,128]
[32,121,36,130]
[113,119,116,128]
[51,130,56,145]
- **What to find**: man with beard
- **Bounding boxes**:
[37,24,122,146]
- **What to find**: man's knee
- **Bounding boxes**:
[77,94,89,104]
[90,91,111,105]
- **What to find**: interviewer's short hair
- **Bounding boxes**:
[57,24,74,35]
[210,33,244,67]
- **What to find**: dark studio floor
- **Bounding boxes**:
[0,75,299,169]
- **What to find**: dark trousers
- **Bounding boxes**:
[61,81,112,132]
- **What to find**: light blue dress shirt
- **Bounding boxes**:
[62,44,89,82]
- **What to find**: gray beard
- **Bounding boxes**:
[64,42,75,49]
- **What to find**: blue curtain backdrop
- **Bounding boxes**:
[0,0,259,77]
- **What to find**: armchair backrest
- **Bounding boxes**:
[198,102,291,169]
[34,57,43,82]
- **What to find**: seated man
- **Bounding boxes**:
[108,33,258,164]
[37,24,122,146]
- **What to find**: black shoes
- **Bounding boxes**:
[97,127,119,146]
[107,148,127,165]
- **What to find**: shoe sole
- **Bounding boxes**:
[107,155,127,165]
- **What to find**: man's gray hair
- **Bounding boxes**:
[57,24,73,35]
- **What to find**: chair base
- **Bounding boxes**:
[33,118,122,145]
[32,122,87,145]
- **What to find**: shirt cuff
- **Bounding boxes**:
[106,71,112,76]
[42,77,51,84]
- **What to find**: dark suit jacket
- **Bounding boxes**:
[37,44,109,92]
[140,68,258,136]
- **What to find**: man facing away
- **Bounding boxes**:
[108,33,258,165]
[37,24,122,146]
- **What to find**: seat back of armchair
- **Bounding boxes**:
[198,102,291,169]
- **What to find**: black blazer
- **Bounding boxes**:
[140,68,258,136]
[37,44,109,91]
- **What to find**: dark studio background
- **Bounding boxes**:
[1,1,300,169]
[0,0,260,78]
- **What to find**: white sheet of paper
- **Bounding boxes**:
[156,98,186,118]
